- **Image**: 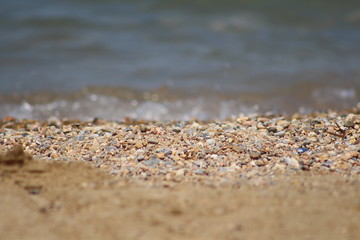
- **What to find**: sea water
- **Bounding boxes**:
[1,0,360,120]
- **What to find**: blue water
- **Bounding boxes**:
[0,0,359,120]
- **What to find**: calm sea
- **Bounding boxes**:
[1,0,360,120]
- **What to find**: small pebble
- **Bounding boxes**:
[136,155,145,161]
[139,124,148,132]
[206,139,216,146]
[267,127,277,133]
[141,157,160,167]
[148,137,159,144]
[249,151,261,159]
[282,157,300,169]
[344,121,355,128]
[194,169,204,175]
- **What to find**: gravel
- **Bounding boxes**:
[0,110,359,184]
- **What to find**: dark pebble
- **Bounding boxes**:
[267,127,277,133]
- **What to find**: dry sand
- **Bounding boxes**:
[1,111,360,240]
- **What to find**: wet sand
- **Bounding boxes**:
[1,110,360,240]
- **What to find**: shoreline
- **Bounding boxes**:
[1,86,359,122]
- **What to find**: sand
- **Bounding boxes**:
[1,110,360,240]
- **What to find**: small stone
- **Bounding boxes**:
[231,145,243,153]
[125,133,135,139]
[195,168,204,175]
[163,148,172,156]
[344,121,355,128]
[156,152,165,159]
[135,149,145,155]
[267,127,277,133]
[136,155,145,161]
[277,120,290,128]
[76,135,85,141]
[255,159,266,166]
[283,157,300,168]
[193,160,204,168]
[349,137,357,145]
[274,131,286,137]
[176,169,185,176]
[139,124,148,132]
[249,151,261,159]
[135,141,143,149]
[172,128,181,133]
[141,157,160,167]
[106,146,117,152]
[276,126,284,132]
[148,137,159,144]
[206,139,216,146]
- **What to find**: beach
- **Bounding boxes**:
[1,108,360,239]
[2,0,360,238]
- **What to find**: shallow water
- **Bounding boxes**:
[1,0,360,120]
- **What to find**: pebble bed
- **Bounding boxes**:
[1,111,360,185]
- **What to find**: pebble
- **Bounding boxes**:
[255,159,266,166]
[136,155,145,161]
[135,141,143,149]
[277,120,290,128]
[147,137,159,144]
[125,133,135,139]
[106,146,117,152]
[206,139,216,146]
[267,127,277,133]
[282,157,300,169]
[193,160,205,168]
[172,128,181,133]
[76,135,85,141]
[194,168,204,175]
[344,121,355,128]
[156,152,166,159]
[176,169,186,176]
[163,148,172,156]
[141,157,160,167]
[249,151,261,159]
[349,138,357,145]
[139,124,148,132]
[274,131,286,137]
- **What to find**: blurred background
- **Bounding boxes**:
[1,0,360,121]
